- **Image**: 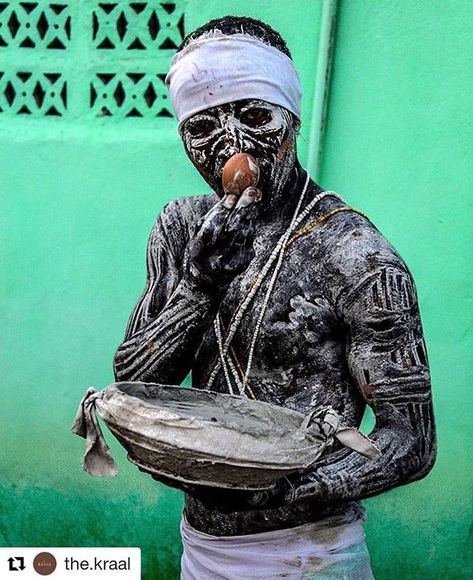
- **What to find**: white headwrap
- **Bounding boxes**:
[165,32,302,127]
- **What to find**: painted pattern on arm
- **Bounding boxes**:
[114,196,221,384]
[288,264,436,503]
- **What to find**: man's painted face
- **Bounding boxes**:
[180,99,297,200]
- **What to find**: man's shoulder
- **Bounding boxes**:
[156,192,217,233]
[163,192,217,219]
[304,192,402,268]
[147,193,217,256]
[316,204,413,306]
[320,205,406,271]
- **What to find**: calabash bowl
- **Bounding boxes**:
[95,382,335,490]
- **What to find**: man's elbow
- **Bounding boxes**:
[408,435,437,483]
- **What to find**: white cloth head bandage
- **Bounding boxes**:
[165,33,302,126]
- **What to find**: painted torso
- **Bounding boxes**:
[172,190,371,535]
[114,183,434,536]
[193,219,364,424]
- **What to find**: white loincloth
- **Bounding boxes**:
[180,509,374,579]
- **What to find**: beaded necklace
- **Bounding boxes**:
[205,172,338,396]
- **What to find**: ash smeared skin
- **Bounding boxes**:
[180,99,297,212]
[114,70,435,538]
[114,181,436,536]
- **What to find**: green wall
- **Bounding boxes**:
[1,1,471,579]
[319,1,473,578]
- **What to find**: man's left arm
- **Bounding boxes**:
[283,261,437,504]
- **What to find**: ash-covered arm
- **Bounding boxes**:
[286,261,437,504]
[113,200,221,384]
[114,191,259,385]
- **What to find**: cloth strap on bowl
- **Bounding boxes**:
[302,406,380,460]
[71,387,119,477]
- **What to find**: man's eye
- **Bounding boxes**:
[186,118,216,138]
[240,108,272,127]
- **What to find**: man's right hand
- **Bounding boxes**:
[188,187,260,288]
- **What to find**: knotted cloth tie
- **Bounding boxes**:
[71,387,118,477]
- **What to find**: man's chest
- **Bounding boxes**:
[194,231,346,401]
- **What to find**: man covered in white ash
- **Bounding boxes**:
[113,16,436,579]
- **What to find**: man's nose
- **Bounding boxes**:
[216,123,245,165]
[223,120,244,150]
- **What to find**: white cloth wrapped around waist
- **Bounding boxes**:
[180,505,375,579]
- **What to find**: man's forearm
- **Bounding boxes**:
[114,273,223,384]
[287,399,436,504]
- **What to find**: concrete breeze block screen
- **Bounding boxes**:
[0,1,185,118]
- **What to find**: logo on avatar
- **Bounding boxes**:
[33,552,57,575]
